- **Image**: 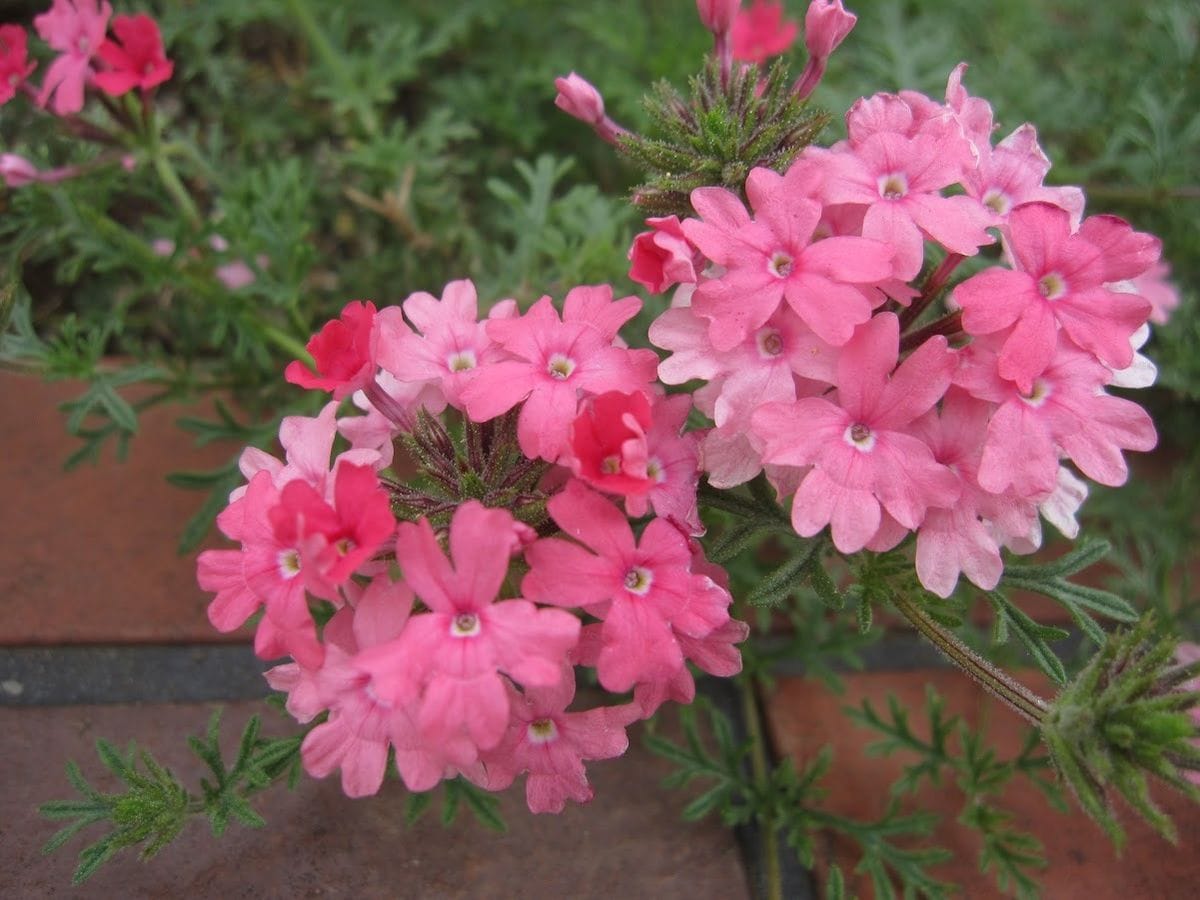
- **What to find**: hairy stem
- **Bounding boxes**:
[890,592,1049,727]
[740,676,784,900]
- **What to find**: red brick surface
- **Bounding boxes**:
[765,670,1200,899]
[4,700,750,899]
[0,371,247,645]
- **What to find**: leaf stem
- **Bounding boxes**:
[890,592,1049,727]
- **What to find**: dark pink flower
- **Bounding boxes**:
[93,13,173,96]
[628,216,698,294]
[0,25,37,105]
[731,1,800,64]
[285,301,408,400]
[567,390,655,498]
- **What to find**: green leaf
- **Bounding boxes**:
[986,592,1068,684]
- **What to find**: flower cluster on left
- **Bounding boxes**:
[198,279,747,813]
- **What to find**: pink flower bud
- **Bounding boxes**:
[0,153,40,188]
[804,0,857,61]
[696,0,741,35]
[554,72,605,126]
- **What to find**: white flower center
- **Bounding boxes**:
[1038,272,1067,300]
[547,353,577,380]
[527,718,559,744]
[1019,380,1052,407]
[623,566,653,595]
[982,188,1011,215]
[878,173,908,200]
[277,549,302,580]
[756,327,784,357]
[450,613,481,638]
[447,349,477,372]
[844,422,876,451]
[768,252,794,279]
[646,458,666,483]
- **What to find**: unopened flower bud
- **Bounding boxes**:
[0,153,40,188]
[804,0,857,60]
[696,0,741,35]
[554,72,605,126]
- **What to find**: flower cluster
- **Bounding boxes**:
[1,0,171,116]
[199,279,746,811]
[633,61,1174,599]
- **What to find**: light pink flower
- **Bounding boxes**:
[954,203,1152,392]
[480,666,630,813]
[682,165,894,350]
[965,124,1084,223]
[818,119,996,280]
[34,0,111,115]
[0,153,40,187]
[954,336,1158,496]
[753,313,960,553]
[459,293,658,461]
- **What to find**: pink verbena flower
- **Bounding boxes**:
[907,388,1039,597]
[459,291,658,462]
[954,336,1158,496]
[377,279,517,410]
[682,165,894,350]
[480,666,630,813]
[34,0,111,115]
[357,502,580,753]
[818,118,997,280]
[753,313,960,553]
[523,481,731,692]
[0,26,37,105]
[731,0,800,63]
[954,202,1153,393]
[92,13,173,96]
[964,124,1084,223]
[628,216,698,294]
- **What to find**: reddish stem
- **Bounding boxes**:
[899,310,963,353]
[899,253,965,330]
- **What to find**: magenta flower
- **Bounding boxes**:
[287,301,383,398]
[0,26,37,105]
[480,666,630,813]
[523,481,731,692]
[753,313,960,553]
[819,118,996,279]
[357,503,580,753]
[731,0,800,64]
[459,292,658,461]
[34,0,111,115]
[954,203,1153,393]
[682,165,894,350]
[93,13,173,96]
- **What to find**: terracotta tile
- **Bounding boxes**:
[764,671,1200,899]
[5,700,751,899]
[0,371,245,645]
